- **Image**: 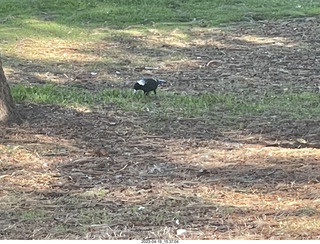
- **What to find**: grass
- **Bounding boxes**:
[1,0,320,45]
[1,0,320,28]
[11,83,320,120]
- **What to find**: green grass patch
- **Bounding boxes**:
[1,0,320,28]
[19,209,48,219]
[1,0,320,44]
[11,83,320,120]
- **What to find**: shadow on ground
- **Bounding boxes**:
[1,102,320,239]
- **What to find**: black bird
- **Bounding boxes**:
[133,78,165,95]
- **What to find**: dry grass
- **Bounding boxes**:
[1,107,320,239]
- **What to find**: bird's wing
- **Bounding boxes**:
[137,79,146,86]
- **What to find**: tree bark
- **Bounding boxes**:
[0,58,21,124]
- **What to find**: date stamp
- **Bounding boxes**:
[141,240,179,244]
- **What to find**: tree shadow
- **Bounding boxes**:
[6,101,320,192]
[1,96,320,239]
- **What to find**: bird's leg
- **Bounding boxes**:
[153,90,157,95]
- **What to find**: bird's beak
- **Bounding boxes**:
[133,89,137,94]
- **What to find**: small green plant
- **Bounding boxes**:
[19,209,48,219]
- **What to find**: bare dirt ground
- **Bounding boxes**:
[1,16,320,239]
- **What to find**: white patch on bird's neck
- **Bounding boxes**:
[137,79,145,86]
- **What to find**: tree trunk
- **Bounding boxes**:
[0,58,21,125]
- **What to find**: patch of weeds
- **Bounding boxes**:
[121,205,173,226]
[79,208,111,225]
[54,224,69,235]
[18,209,49,220]
[0,145,24,155]
[80,188,110,198]
[278,217,320,232]
[292,207,319,217]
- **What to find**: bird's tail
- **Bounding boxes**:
[157,79,166,84]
